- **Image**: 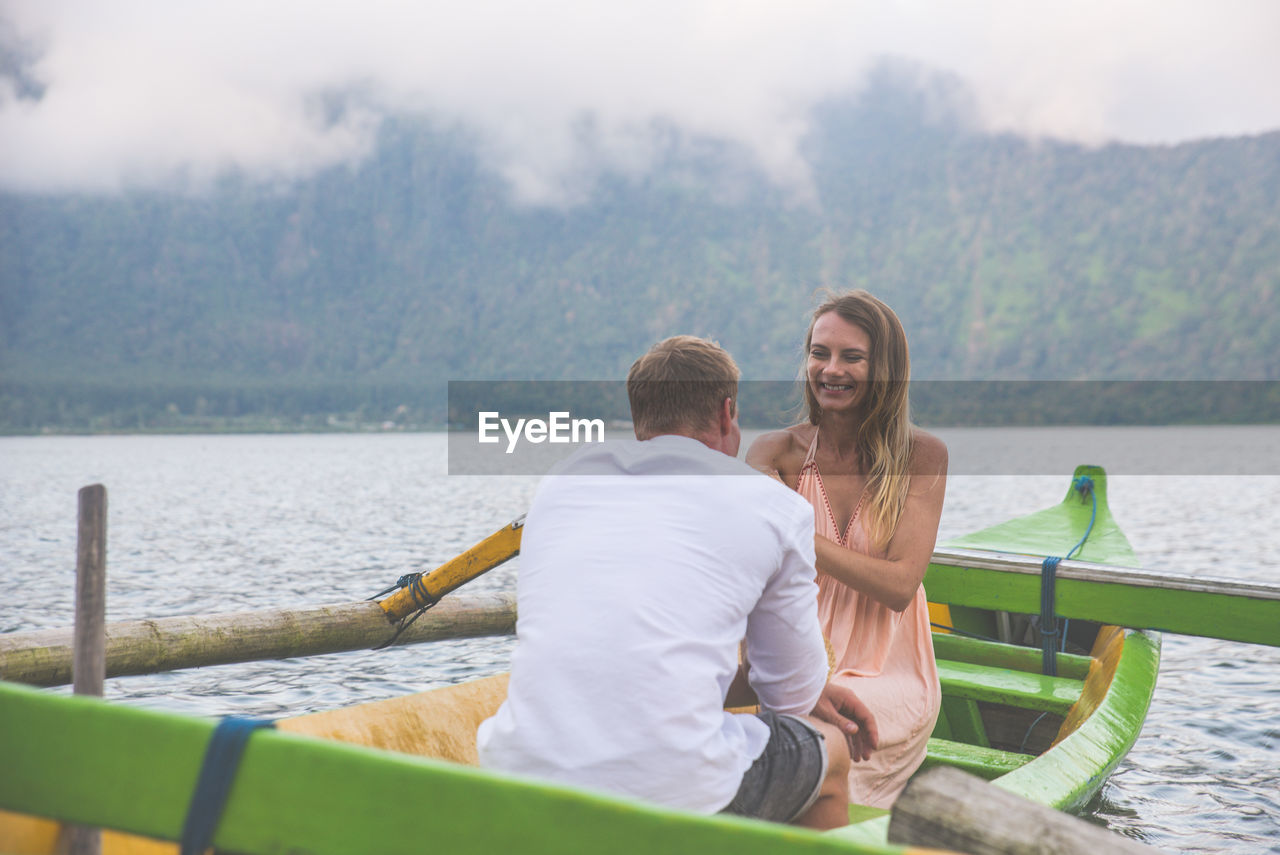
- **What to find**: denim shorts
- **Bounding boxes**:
[720,711,828,823]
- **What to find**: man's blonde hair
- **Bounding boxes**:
[627,336,740,440]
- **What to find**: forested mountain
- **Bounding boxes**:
[2,69,1278,431]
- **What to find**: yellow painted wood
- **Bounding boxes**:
[926,602,952,634]
[278,674,509,764]
[0,809,58,854]
[1053,626,1125,746]
[0,812,175,855]
[380,519,523,620]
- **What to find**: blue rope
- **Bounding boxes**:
[1019,711,1050,753]
[1065,476,1098,561]
[180,716,275,855]
[1039,476,1097,677]
[1039,556,1062,676]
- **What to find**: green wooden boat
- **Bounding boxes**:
[2,465,1277,855]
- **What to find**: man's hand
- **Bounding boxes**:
[811,682,879,762]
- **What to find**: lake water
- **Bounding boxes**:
[2,430,1278,853]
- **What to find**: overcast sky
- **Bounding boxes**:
[2,1,1278,200]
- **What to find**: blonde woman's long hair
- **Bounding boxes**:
[802,290,914,550]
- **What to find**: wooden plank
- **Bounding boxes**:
[889,766,1160,854]
[926,547,1280,647]
[0,594,516,687]
[933,546,1280,600]
[931,632,1092,680]
[978,704,1062,755]
[0,681,914,855]
[936,660,1083,714]
[921,739,1030,781]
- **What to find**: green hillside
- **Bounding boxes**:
[2,71,1277,432]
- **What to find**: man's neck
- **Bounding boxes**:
[640,430,726,455]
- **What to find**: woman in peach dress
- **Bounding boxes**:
[748,290,947,808]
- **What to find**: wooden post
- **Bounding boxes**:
[73,485,107,697]
[66,484,107,855]
[888,766,1164,855]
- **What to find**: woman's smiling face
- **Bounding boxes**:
[807,311,872,413]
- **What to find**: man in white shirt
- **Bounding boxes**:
[477,335,877,829]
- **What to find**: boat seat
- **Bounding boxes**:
[932,631,1093,680]
[936,658,1083,714]
[922,737,1032,780]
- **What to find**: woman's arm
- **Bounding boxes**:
[816,431,948,612]
[745,428,806,487]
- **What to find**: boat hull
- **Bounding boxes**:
[0,678,916,855]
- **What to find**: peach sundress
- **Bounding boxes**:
[795,431,941,808]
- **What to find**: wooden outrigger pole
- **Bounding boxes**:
[0,594,517,688]
[1,516,525,688]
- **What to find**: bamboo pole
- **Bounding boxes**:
[0,593,516,688]
[66,484,107,855]
[888,766,1163,854]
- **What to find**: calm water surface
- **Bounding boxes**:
[2,431,1278,853]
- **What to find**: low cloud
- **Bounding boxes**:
[2,0,1278,200]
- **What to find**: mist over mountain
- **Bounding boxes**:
[2,67,1277,431]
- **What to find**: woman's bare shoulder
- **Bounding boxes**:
[746,424,813,472]
[909,427,949,476]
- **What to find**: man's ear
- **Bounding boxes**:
[719,396,735,436]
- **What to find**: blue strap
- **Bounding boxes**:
[1040,556,1062,676]
[180,716,275,855]
[1039,476,1097,676]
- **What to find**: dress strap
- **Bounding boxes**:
[801,428,821,468]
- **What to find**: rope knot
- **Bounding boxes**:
[367,571,424,602]
[1073,475,1095,498]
